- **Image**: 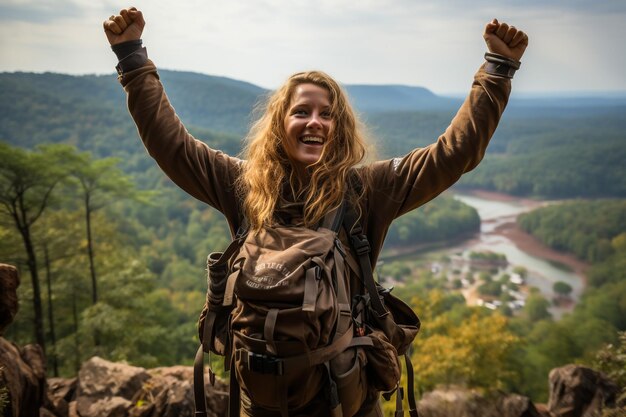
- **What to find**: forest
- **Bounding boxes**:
[369,195,626,403]
[1,69,625,405]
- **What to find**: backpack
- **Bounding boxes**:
[193,198,421,417]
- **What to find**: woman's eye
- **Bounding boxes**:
[321,111,332,119]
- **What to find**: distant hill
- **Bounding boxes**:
[344,84,459,112]
[0,68,461,160]
[2,68,625,198]
[0,70,260,167]
[0,69,264,143]
[3,68,623,146]
[157,70,266,135]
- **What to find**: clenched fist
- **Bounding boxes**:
[484,19,528,62]
[103,7,145,46]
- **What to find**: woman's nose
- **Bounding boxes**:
[306,114,323,129]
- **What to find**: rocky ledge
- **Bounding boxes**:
[41,357,228,417]
[0,354,620,417]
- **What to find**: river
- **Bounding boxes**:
[452,191,585,318]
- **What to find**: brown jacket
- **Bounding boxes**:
[119,61,510,266]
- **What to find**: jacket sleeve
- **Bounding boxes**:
[364,64,511,226]
[118,60,242,230]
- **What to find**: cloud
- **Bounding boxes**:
[1,0,625,93]
[420,0,626,15]
[0,0,80,23]
[510,0,625,13]
[0,0,122,23]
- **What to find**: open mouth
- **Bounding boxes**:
[300,136,324,145]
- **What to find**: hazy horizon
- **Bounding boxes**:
[3,65,626,101]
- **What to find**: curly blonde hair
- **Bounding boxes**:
[236,70,372,230]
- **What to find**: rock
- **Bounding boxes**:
[32,360,626,417]
[21,344,46,384]
[75,357,149,417]
[39,408,57,417]
[73,358,228,417]
[418,386,544,417]
[0,263,48,417]
[68,401,78,417]
[535,404,555,417]
[129,365,228,417]
[498,394,551,417]
[202,373,229,417]
[0,264,19,336]
[547,365,620,417]
[45,377,76,417]
[0,338,46,417]
[78,396,132,417]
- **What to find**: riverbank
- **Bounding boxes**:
[379,232,476,263]
[453,190,587,313]
[454,190,589,272]
[458,188,549,209]
[457,189,588,278]
[494,221,589,278]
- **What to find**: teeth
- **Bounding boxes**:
[301,136,323,144]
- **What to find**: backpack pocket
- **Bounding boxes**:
[363,328,401,392]
[370,287,421,355]
[198,251,235,355]
[233,331,325,411]
[331,346,369,417]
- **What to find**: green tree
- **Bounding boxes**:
[407,290,520,395]
[515,320,578,401]
[68,152,148,305]
[523,292,552,322]
[478,280,502,297]
[0,143,73,350]
[553,281,573,298]
[35,210,85,376]
[589,232,626,288]
[412,311,520,391]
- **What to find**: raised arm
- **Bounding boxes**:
[363,20,528,249]
[103,8,242,230]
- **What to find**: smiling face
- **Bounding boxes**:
[282,83,334,175]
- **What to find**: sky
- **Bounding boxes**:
[1,0,626,95]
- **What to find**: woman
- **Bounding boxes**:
[104,7,527,417]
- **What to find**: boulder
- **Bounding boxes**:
[75,357,149,417]
[73,357,228,417]
[45,377,76,417]
[417,386,546,417]
[129,365,228,417]
[39,408,57,417]
[68,401,78,417]
[0,338,46,417]
[547,365,620,417]
[535,404,555,417]
[0,263,48,417]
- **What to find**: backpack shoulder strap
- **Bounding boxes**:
[342,197,388,318]
[318,198,346,232]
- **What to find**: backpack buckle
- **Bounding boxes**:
[351,234,371,255]
[247,352,284,375]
